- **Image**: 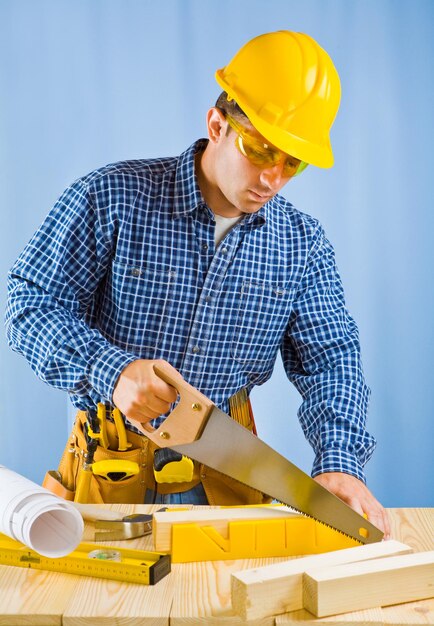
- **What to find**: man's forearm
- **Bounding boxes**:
[292,356,375,482]
[6,274,137,406]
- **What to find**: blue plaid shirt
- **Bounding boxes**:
[5,139,376,481]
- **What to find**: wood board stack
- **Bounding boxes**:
[231,540,434,620]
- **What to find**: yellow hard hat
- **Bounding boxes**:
[215,31,341,168]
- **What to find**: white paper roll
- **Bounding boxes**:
[0,465,83,557]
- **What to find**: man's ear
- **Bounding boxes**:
[206,107,226,144]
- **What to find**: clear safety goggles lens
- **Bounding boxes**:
[225,113,308,178]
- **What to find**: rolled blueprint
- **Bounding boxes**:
[0,465,83,557]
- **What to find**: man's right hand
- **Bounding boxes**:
[112,359,181,427]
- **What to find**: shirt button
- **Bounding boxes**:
[204,295,212,303]
[202,243,208,251]
[192,346,201,354]
[131,268,142,277]
[220,247,228,255]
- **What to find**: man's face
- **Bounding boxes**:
[211,110,295,216]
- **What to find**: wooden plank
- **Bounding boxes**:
[231,540,413,621]
[381,597,434,624]
[0,506,132,626]
[388,509,434,552]
[169,558,278,625]
[303,550,434,618]
[0,565,80,626]
[153,505,298,552]
[62,574,172,626]
[276,606,385,625]
[0,507,432,625]
[276,602,434,626]
[382,510,434,625]
[276,510,434,626]
[276,602,434,625]
[62,512,173,626]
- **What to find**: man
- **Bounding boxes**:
[5,31,389,535]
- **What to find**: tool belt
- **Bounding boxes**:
[43,391,270,506]
[43,410,150,503]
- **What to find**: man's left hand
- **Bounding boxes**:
[313,472,391,539]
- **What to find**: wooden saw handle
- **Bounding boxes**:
[136,362,214,448]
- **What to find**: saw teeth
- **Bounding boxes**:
[269,500,363,544]
[235,476,365,544]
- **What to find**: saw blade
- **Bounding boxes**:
[172,406,383,544]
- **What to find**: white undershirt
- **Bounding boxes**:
[214,214,243,247]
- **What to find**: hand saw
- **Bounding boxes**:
[137,363,383,544]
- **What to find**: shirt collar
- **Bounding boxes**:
[172,138,269,229]
[172,139,208,219]
[242,205,267,228]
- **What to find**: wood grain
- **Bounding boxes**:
[0,507,432,625]
[303,551,434,617]
[276,509,434,626]
[276,606,385,625]
[0,565,79,626]
[62,575,172,626]
[381,598,434,625]
[169,557,279,625]
[63,507,173,626]
[388,509,434,552]
[231,540,412,621]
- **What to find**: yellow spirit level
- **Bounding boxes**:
[0,532,170,585]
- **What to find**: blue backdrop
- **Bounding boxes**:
[1,0,433,506]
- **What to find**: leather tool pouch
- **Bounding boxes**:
[42,410,149,504]
[42,395,271,506]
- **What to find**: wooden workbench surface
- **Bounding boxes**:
[0,507,432,625]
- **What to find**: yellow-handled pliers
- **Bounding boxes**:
[85,403,109,449]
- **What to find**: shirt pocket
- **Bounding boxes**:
[103,259,177,351]
[230,280,296,366]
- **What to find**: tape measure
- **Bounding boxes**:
[153,448,194,484]
[0,532,170,585]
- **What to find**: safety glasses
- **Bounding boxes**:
[223,112,308,178]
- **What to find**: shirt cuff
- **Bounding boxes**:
[88,343,138,403]
[311,447,367,484]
